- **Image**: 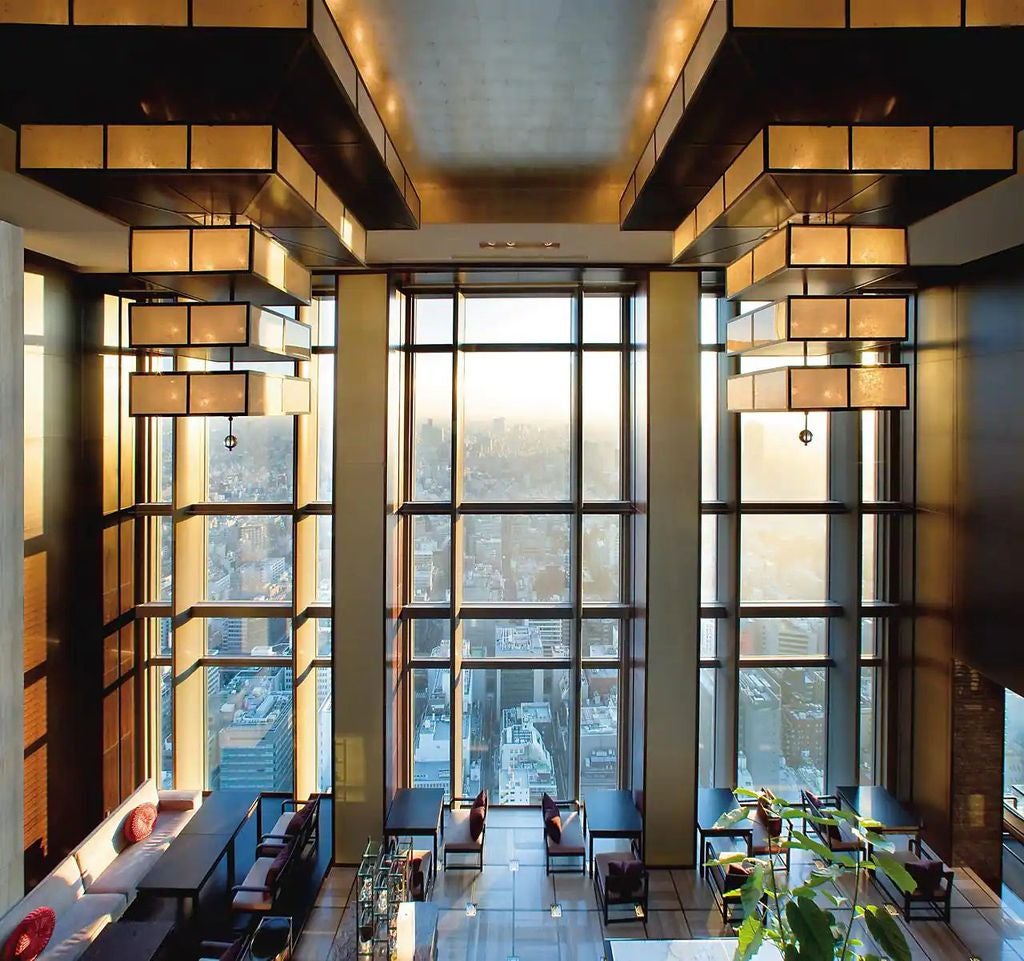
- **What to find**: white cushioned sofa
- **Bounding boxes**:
[0,779,201,960]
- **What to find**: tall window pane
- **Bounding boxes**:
[463,296,572,344]
[316,516,332,602]
[862,515,877,602]
[738,667,825,793]
[413,667,451,797]
[583,352,621,500]
[583,294,622,343]
[206,618,291,657]
[412,515,452,603]
[701,514,717,603]
[206,515,293,602]
[583,619,620,659]
[316,668,332,793]
[207,416,294,503]
[580,669,619,792]
[740,618,827,657]
[410,618,450,659]
[462,515,570,603]
[463,668,572,804]
[860,667,877,784]
[699,668,717,788]
[741,514,828,602]
[463,619,570,659]
[316,354,335,500]
[702,351,718,500]
[206,665,294,792]
[157,667,172,789]
[1005,691,1024,805]
[412,353,452,501]
[462,352,571,501]
[414,296,453,345]
[582,515,621,604]
[741,412,828,502]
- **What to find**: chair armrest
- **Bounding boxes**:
[233,884,271,894]
[260,833,292,841]
[200,942,235,952]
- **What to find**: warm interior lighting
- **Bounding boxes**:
[129,302,311,359]
[726,365,909,412]
[129,371,311,417]
[129,226,313,305]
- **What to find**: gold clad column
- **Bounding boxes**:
[0,223,24,912]
[334,274,390,861]
[171,357,207,790]
[645,271,701,866]
[294,308,318,800]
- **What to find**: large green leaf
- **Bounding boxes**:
[741,861,768,917]
[871,851,918,895]
[713,807,752,829]
[786,897,836,961]
[737,915,765,961]
[790,830,834,864]
[864,906,912,961]
[862,831,895,853]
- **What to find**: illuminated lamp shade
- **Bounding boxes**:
[726,365,909,412]
[129,371,311,417]
[727,296,908,355]
[129,302,311,360]
[129,225,312,306]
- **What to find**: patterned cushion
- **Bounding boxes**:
[123,803,158,845]
[471,789,488,810]
[541,793,558,820]
[2,907,56,961]
[607,860,644,898]
[469,804,485,842]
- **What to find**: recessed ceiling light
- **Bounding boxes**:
[465,902,477,917]
[509,859,520,873]
[550,903,562,919]
[478,241,561,251]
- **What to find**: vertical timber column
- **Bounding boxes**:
[646,271,700,866]
[0,223,25,911]
[335,274,389,862]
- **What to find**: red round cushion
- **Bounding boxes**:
[2,906,56,961]
[123,802,158,844]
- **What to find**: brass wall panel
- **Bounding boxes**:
[0,0,66,23]
[73,0,188,25]
[276,131,317,207]
[20,125,103,170]
[791,225,847,265]
[107,125,188,170]
[933,126,1016,170]
[966,0,1024,24]
[733,0,846,27]
[768,125,849,170]
[192,0,308,28]
[850,0,961,25]
[852,126,930,170]
[190,125,274,171]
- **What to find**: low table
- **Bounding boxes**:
[384,789,445,881]
[583,789,643,876]
[604,939,782,961]
[696,789,752,877]
[180,789,261,886]
[79,920,174,961]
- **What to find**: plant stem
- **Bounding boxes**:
[839,860,862,961]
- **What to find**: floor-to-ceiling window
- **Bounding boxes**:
[141,296,336,797]
[402,285,631,803]
[700,284,900,792]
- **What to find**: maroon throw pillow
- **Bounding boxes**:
[544,813,562,844]
[469,803,485,841]
[2,907,56,961]
[905,858,944,893]
[757,798,783,838]
[287,801,314,835]
[541,792,558,820]
[265,845,293,888]
[607,859,644,897]
[123,803,159,844]
[410,857,425,900]
[218,938,246,961]
[725,862,753,892]
[472,789,488,810]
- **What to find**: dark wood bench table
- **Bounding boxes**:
[78,920,174,961]
[837,785,923,852]
[384,788,445,880]
[583,789,643,877]
[696,788,753,877]
[137,789,261,921]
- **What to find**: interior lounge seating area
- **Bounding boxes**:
[7,4,1024,961]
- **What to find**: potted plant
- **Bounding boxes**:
[708,789,917,961]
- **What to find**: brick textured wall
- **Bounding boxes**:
[951,660,1005,889]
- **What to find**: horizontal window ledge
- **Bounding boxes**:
[400,502,635,515]
[700,659,721,669]
[581,605,632,619]
[859,601,902,616]
[459,659,573,671]
[701,604,729,618]
[401,604,453,618]
[740,602,844,617]
[185,502,296,516]
[137,603,173,619]
[196,656,292,669]
[186,602,294,619]
[302,605,332,619]
[862,502,913,514]
[738,657,833,668]
[459,604,575,620]
[737,502,849,515]
[135,503,173,517]
[145,657,172,668]
[298,502,333,515]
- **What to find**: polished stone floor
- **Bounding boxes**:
[294,810,1024,961]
